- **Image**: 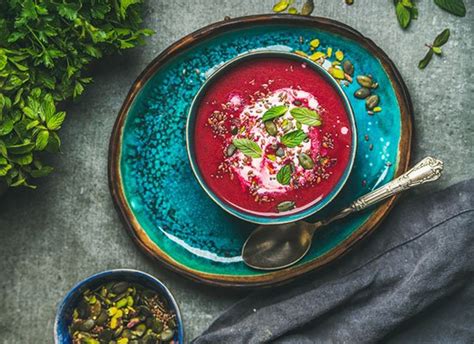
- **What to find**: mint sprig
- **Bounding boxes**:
[276,164,292,185]
[232,138,262,158]
[419,29,450,69]
[262,105,288,122]
[434,0,466,17]
[281,130,307,148]
[290,107,322,126]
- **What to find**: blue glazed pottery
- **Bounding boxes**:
[54,269,184,343]
[186,50,357,225]
[109,15,412,287]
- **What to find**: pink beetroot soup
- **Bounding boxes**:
[193,57,353,216]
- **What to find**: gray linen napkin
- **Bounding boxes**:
[193,179,474,344]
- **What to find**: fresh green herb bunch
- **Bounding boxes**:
[0,0,153,188]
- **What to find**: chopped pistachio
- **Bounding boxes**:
[309,39,320,48]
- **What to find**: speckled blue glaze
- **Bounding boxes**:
[120,25,401,276]
[54,269,184,343]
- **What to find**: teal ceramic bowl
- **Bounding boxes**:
[186,51,357,225]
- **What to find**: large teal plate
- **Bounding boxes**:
[109,15,412,288]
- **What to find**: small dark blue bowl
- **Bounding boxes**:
[54,269,184,343]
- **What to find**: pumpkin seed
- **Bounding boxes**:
[264,120,278,136]
[96,310,108,325]
[354,87,371,99]
[277,201,296,212]
[160,329,175,341]
[134,323,147,337]
[298,153,314,170]
[275,147,285,157]
[226,143,236,157]
[80,319,95,331]
[343,60,354,76]
[301,0,314,15]
[231,126,238,135]
[366,94,380,110]
[356,75,373,88]
[111,282,129,294]
[142,334,159,344]
[98,329,114,342]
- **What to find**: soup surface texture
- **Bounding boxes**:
[193,57,353,216]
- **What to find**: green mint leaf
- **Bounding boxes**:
[232,138,262,158]
[9,153,33,166]
[262,105,288,122]
[35,130,49,150]
[434,0,466,17]
[30,166,54,178]
[46,132,61,153]
[26,120,40,130]
[0,119,14,136]
[7,142,35,154]
[276,164,292,185]
[281,130,307,148]
[46,111,66,130]
[0,140,7,158]
[395,2,411,29]
[289,107,322,126]
[0,53,8,70]
[0,164,12,177]
[433,28,450,47]
[418,49,434,69]
[43,94,56,120]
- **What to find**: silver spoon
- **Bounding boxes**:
[242,157,444,270]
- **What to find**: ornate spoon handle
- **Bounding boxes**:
[317,157,444,228]
[350,157,444,211]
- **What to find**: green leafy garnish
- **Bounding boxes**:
[433,28,451,47]
[262,105,288,122]
[418,29,450,69]
[0,0,153,188]
[434,0,466,17]
[418,50,434,69]
[232,138,262,158]
[394,0,418,29]
[276,164,292,185]
[290,107,322,126]
[281,130,307,148]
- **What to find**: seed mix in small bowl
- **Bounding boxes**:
[69,281,178,344]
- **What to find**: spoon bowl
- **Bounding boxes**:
[242,222,314,270]
[242,157,444,270]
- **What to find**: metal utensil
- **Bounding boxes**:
[242,157,444,270]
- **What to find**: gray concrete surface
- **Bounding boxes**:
[0,1,472,342]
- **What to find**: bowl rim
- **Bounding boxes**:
[53,268,184,344]
[185,50,357,225]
